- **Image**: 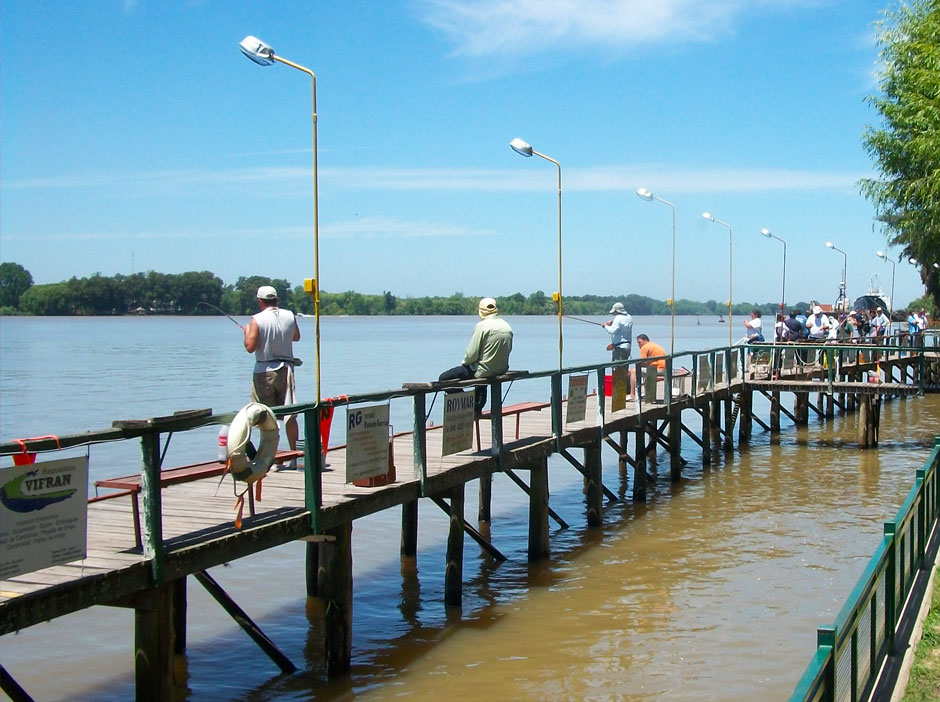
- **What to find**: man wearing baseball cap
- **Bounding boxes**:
[244,285,301,459]
[438,297,513,415]
[602,302,633,361]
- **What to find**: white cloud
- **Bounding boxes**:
[418,0,830,57]
[1,163,867,196]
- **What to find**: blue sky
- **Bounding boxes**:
[0,0,928,308]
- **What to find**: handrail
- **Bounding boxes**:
[790,436,940,701]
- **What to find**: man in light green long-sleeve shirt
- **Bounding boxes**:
[439,297,513,414]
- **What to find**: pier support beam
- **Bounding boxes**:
[584,442,603,527]
[478,473,492,526]
[738,390,753,444]
[401,499,418,559]
[794,392,809,425]
[134,581,179,702]
[633,427,648,501]
[444,486,465,607]
[700,400,712,466]
[770,391,781,435]
[723,398,734,452]
[319,522,353,675]
[668,411,682,482]
[528,457,550,561]
[858,396,881,449]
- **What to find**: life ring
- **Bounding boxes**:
[226,402,280,484]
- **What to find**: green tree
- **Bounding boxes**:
[860,0,940,307]
[0,262,33,309]
[19,283,71,315]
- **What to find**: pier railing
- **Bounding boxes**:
[0,332,934,583]
[789,435,940,702]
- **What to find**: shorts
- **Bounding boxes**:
[251,367,288,407]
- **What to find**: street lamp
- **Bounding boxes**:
[239,35,322,403]
[876,250,897,318]
[637,188,676,354]
[825,242,848,312]
[760,228,787,312]
[511,138,563,370]
[702,212,733,346]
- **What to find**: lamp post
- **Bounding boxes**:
[511,138,563,370]
[824,241,848,312]
[702,212,733,346]
[637,188,676,354]
[239,35,321,403]
[760,228,787,312]
[876,250,897,317]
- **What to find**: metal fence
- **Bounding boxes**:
[789,435,940,702]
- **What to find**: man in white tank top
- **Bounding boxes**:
[244,285,301,452]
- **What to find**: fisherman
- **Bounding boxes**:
[602,302,633,360]
[806,306,830,340]
[629,334,666,402]
[244,285,300,464]
[438,297,513,416]
[743,309,764,342]
[870,306,890,339]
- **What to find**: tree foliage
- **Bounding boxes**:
[0,261,33,309]
[860,0,940,308]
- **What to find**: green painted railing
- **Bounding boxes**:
[790,436,940,702]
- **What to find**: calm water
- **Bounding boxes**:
[1,315,937,701]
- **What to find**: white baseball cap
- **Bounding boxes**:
[257,285,278,300]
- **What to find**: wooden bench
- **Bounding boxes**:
[90,449,303,550]
[475,401,551,450]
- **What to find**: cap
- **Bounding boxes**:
[478,297,498,313]
[257,285,278,300]
[876,306,883,311]
[813,306,822,314]
[609,302,625,314]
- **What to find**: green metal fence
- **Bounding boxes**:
[790,435,940,702]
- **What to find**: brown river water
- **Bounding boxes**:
[1,316,937,701]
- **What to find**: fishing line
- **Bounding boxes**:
[197,301,245,329]
[563,315,605,327]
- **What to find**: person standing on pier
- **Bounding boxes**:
[244,285,301,460]
[602,302,633,361]
[870,307,891,339]
[439,297,513,415]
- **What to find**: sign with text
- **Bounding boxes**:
[611,366,629,412]
[442,390,475,456]
[565,374,588,424]
[346,404,390,482]
[0,456,89,579]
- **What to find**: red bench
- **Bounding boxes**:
[475,401,551,450]
[90,449,303,549]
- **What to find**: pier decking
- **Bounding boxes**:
[2,338,938,701]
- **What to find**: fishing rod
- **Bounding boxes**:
[563,314,605,327]
[197,301,245,329]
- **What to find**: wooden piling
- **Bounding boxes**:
[738,390,753,443]
[668,411,682,482]
[723,398,734,451]
[444,486,465,607]
[795,392,809,425]
[318,522,353,675]
[770,391,781,434]
[584,442,603,527]
[633,427,648,501]
[401,499,418,558]
[700,399,712,466]
[477,474,492,525]
[134,582,177,702]
[528,457,550,560]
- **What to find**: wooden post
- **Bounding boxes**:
[709,397,721,450]
[528,457,550,560]
[135,582,176,702]
[478,474,492,526]
[401,499,418,558]
[770,391,781,435]
[668,410,682,482]
[738,390,752,443]
[445,485,465,606]
[824,393,834,418]
[795,392,809,425]
[318,522,353,675]
[584,442,603,527]
[172,577,187,656]
[700,399,712,466]
[633,427,648,501]
[722,398,733,452]
[305,541,319,598]
[140,433,164,582]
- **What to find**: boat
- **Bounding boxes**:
[853,275,890,314]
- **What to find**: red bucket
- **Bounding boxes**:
[604,374,613,397]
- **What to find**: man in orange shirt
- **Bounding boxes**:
[629,334,666,402]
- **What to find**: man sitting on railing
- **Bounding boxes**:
[629,334,666,402]
[438,297,513,416]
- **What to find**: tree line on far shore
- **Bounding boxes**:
[0,262,927,319]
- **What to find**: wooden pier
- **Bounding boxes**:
[1,338,938,701]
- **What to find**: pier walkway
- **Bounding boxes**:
[1,336,938,701]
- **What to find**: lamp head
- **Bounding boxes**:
[876,250,885,259]
[239,36,276,65]
[760,228,772,238]
[702,212,715,222]
[909,257,918,264]
[826,241,834,249]
[934,262,940,270]
[510,138,533,157]
[636,187,653,201]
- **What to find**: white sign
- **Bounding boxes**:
[566,374,588,424]
[0,456,89,579]
[442,390,475,456]
[346,404,391,482]
[611,366,629,412]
